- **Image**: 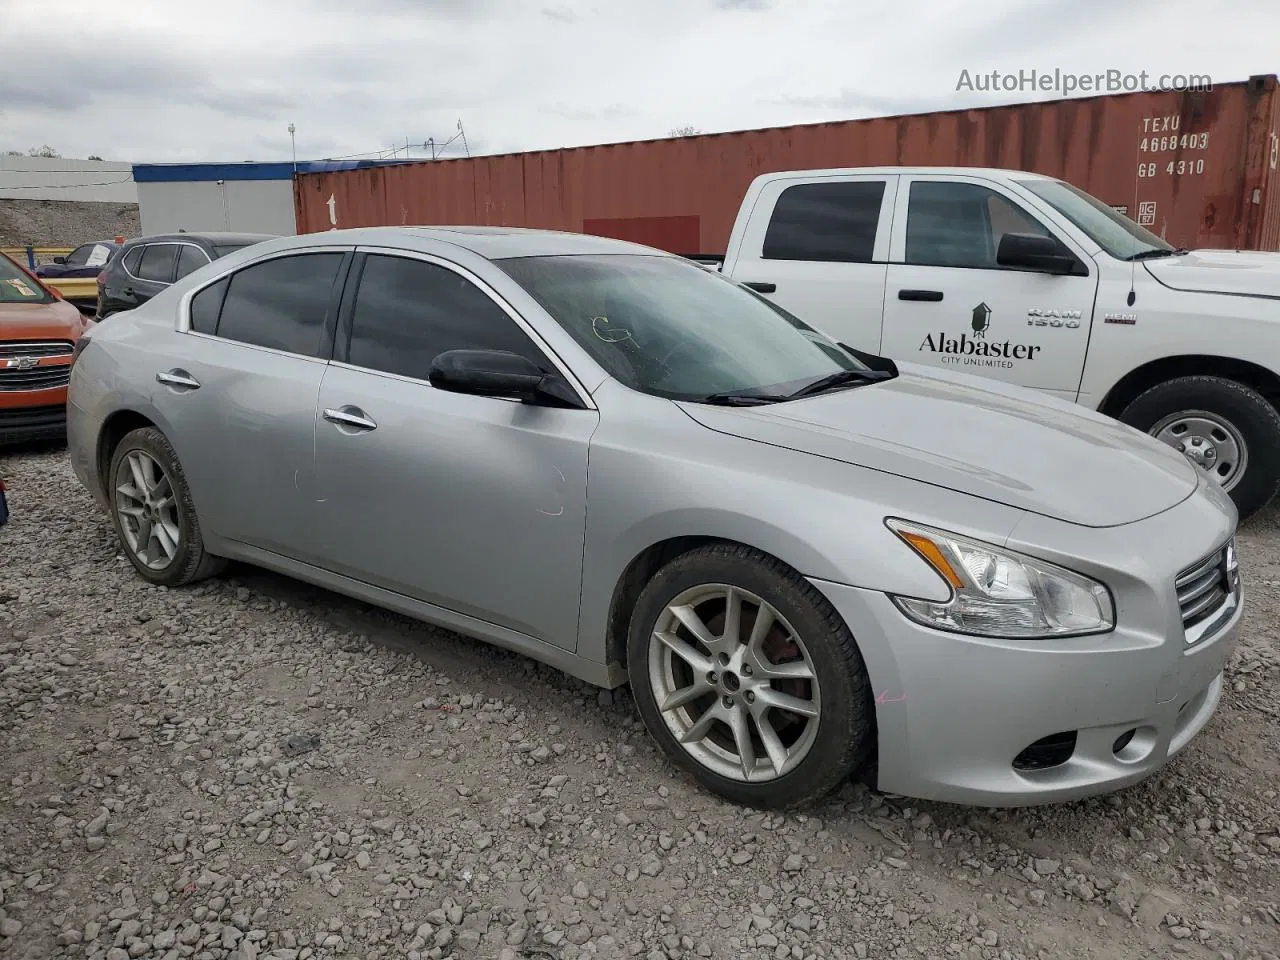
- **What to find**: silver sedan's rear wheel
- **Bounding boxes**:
[108,427,225,587]
[115,450,181,570]
[628,544,873,809]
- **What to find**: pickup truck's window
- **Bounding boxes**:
[346,255,550,380]
[137,243,179,283]
[188,277,228,335]
[216,253,343,357]
[175,244,210,280]
[905,181,1053,269]
[499,254,874,403]
[763,181,885,263]
[1016,177,1175,260]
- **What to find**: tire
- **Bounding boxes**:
[626,543,873,809]
[107,426,226,587]
[1118,376,1280,521]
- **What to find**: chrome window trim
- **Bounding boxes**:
[175,244,355,335]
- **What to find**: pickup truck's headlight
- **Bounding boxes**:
[886,519,1114,638]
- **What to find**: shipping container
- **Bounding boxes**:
[295,74,1280,254]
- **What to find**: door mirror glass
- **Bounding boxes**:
[429,349,579,406]
[996,232,1078,274]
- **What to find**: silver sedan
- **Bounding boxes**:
[66,226,1242,809]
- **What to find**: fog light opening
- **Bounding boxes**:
[1013,731,1077,771]
[1112,725,1158,764]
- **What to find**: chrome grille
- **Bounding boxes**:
[0,340,74,360]
[0,365,71,392]
[1175,539,1237,640]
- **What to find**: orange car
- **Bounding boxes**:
[0,251,94,444]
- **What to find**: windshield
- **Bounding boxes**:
[1016,177,1176,260]
[497,254,873,402]
[0,256,54,305]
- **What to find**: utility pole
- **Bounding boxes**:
[288,123,296,173]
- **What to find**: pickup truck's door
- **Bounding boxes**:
[880,175,1099,400]
[725,174,897,354]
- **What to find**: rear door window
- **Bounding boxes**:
[763,181,887,263]
[215,253,344,357]
[137,243,179,283]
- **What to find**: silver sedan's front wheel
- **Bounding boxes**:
[648,584,822,783]
[628,544,874,809]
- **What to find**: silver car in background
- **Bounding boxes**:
[66,226,1242,809]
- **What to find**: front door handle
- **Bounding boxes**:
[156,369,200,390]
[743,281,777,293]
[898,289,944,302]
[323,406,378,431]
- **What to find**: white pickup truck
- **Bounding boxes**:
[706,165,1280,519]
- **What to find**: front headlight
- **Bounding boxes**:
[886,519,1114,639]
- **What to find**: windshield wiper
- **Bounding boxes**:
[698,392,789,406]
[784,368,892,400]
[1124,247,1188,261]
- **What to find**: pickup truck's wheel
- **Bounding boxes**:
[1119,375,1280,520]
[108,427,226,587]
[627,544,873,809]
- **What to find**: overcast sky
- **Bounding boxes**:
[1,0,1276,164]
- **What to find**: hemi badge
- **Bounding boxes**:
[1104,313,1137,325]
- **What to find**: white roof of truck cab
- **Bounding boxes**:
[750,166,1056,182]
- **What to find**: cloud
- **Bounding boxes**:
[0,0,1275,166]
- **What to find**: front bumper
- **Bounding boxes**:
[0,403,67,444]
[812,477,1240,806]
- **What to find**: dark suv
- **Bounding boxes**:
[96,232,275,319]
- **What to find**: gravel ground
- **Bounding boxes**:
[2,444,1278,960]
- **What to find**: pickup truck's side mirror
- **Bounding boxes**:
[52,256,66,264]
[996,233,1082,275]
[428,349,584,408]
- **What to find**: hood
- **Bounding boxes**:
[0,300,86,340]
[1143,249,1280,298]
[678,364,1199,528]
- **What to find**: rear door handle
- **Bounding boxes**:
[156,369,200,390]
[743,281,777,293]
[898,289,943,302]
[323,406,378,431]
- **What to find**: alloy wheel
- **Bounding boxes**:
[647,583,821,783]
[114,450,181,570]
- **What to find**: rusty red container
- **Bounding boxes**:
[295,74,1280,254]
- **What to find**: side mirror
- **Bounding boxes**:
[52,256,66,264]
[428,349,582,407]
[996,233,1080,275]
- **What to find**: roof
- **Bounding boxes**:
[121,231,279,247]
[322,225,670,259]
[750,165,1055,181]
[131,159,413,183]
